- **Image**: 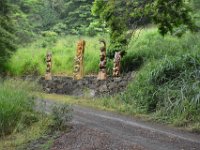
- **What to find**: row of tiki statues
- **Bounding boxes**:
[45,40,123,80]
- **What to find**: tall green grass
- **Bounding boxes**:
[7,35,108,76]
[120,29,200,127]
[0,79,39,136]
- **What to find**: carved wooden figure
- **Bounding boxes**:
[97,40,107,80]
[73,40,86,80]
[113,51,122,77]
[45,52,52,80]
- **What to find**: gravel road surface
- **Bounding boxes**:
[50,104,200,150]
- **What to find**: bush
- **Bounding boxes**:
[52,23,67,35]
[0,80,39,136]
[51,104,72,131]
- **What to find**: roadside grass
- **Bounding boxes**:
[43,94,149,119]
[0,79,72,149]
[0,79,40,136]
[0,79,52,149]
[43,93,116,111]
[0,117,52,150]
[120,29,200,130]
[43,93,200,132]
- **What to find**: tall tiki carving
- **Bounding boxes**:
[45,52,52,80]
[113,51,122,77]
[73,40,86,80]
[97,40,107,80]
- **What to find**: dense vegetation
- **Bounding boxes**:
[120,29,200,128]
[0,79,72,149]
[0,80,39,136]
[92,0,197,55]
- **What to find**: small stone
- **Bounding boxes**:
[119,81,127,87]
[99,84,108,92]
[90,90,96,97]
[108,82,116,89]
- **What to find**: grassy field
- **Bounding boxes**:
[7,34,109,76]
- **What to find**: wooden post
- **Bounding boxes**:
[73,40,86,80]
[113,51,122,77]
[45,51,52,80]
[97,40,107,80]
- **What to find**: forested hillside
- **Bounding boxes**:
[7,0,99,42]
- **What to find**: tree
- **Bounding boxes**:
[39,0,59,30]
[152,0,196,36]
[0,0,16,72]
[92,0,197,56]
[192,0,200,27]
[63,0,96,35]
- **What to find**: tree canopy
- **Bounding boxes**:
[92,0,197,55]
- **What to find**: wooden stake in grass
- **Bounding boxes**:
[73,40,86,80]
[97,39,107,80]
[45,51,52,80]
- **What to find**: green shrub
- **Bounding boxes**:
[51,104,72,131]
[0,80,39,136]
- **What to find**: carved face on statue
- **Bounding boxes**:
[114,52,121,63]
[97,39,107,80]
[73,40,86,80]
[46,52,52,62]
[77,40,85,57]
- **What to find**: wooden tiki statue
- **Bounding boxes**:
[73,40,86,80]
[97,40,107,80]
[113,51,122,77]
[45,51,52,80]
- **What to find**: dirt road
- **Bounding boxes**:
[50,105,200,150]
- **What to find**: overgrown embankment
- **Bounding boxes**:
[119,29,200,130]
